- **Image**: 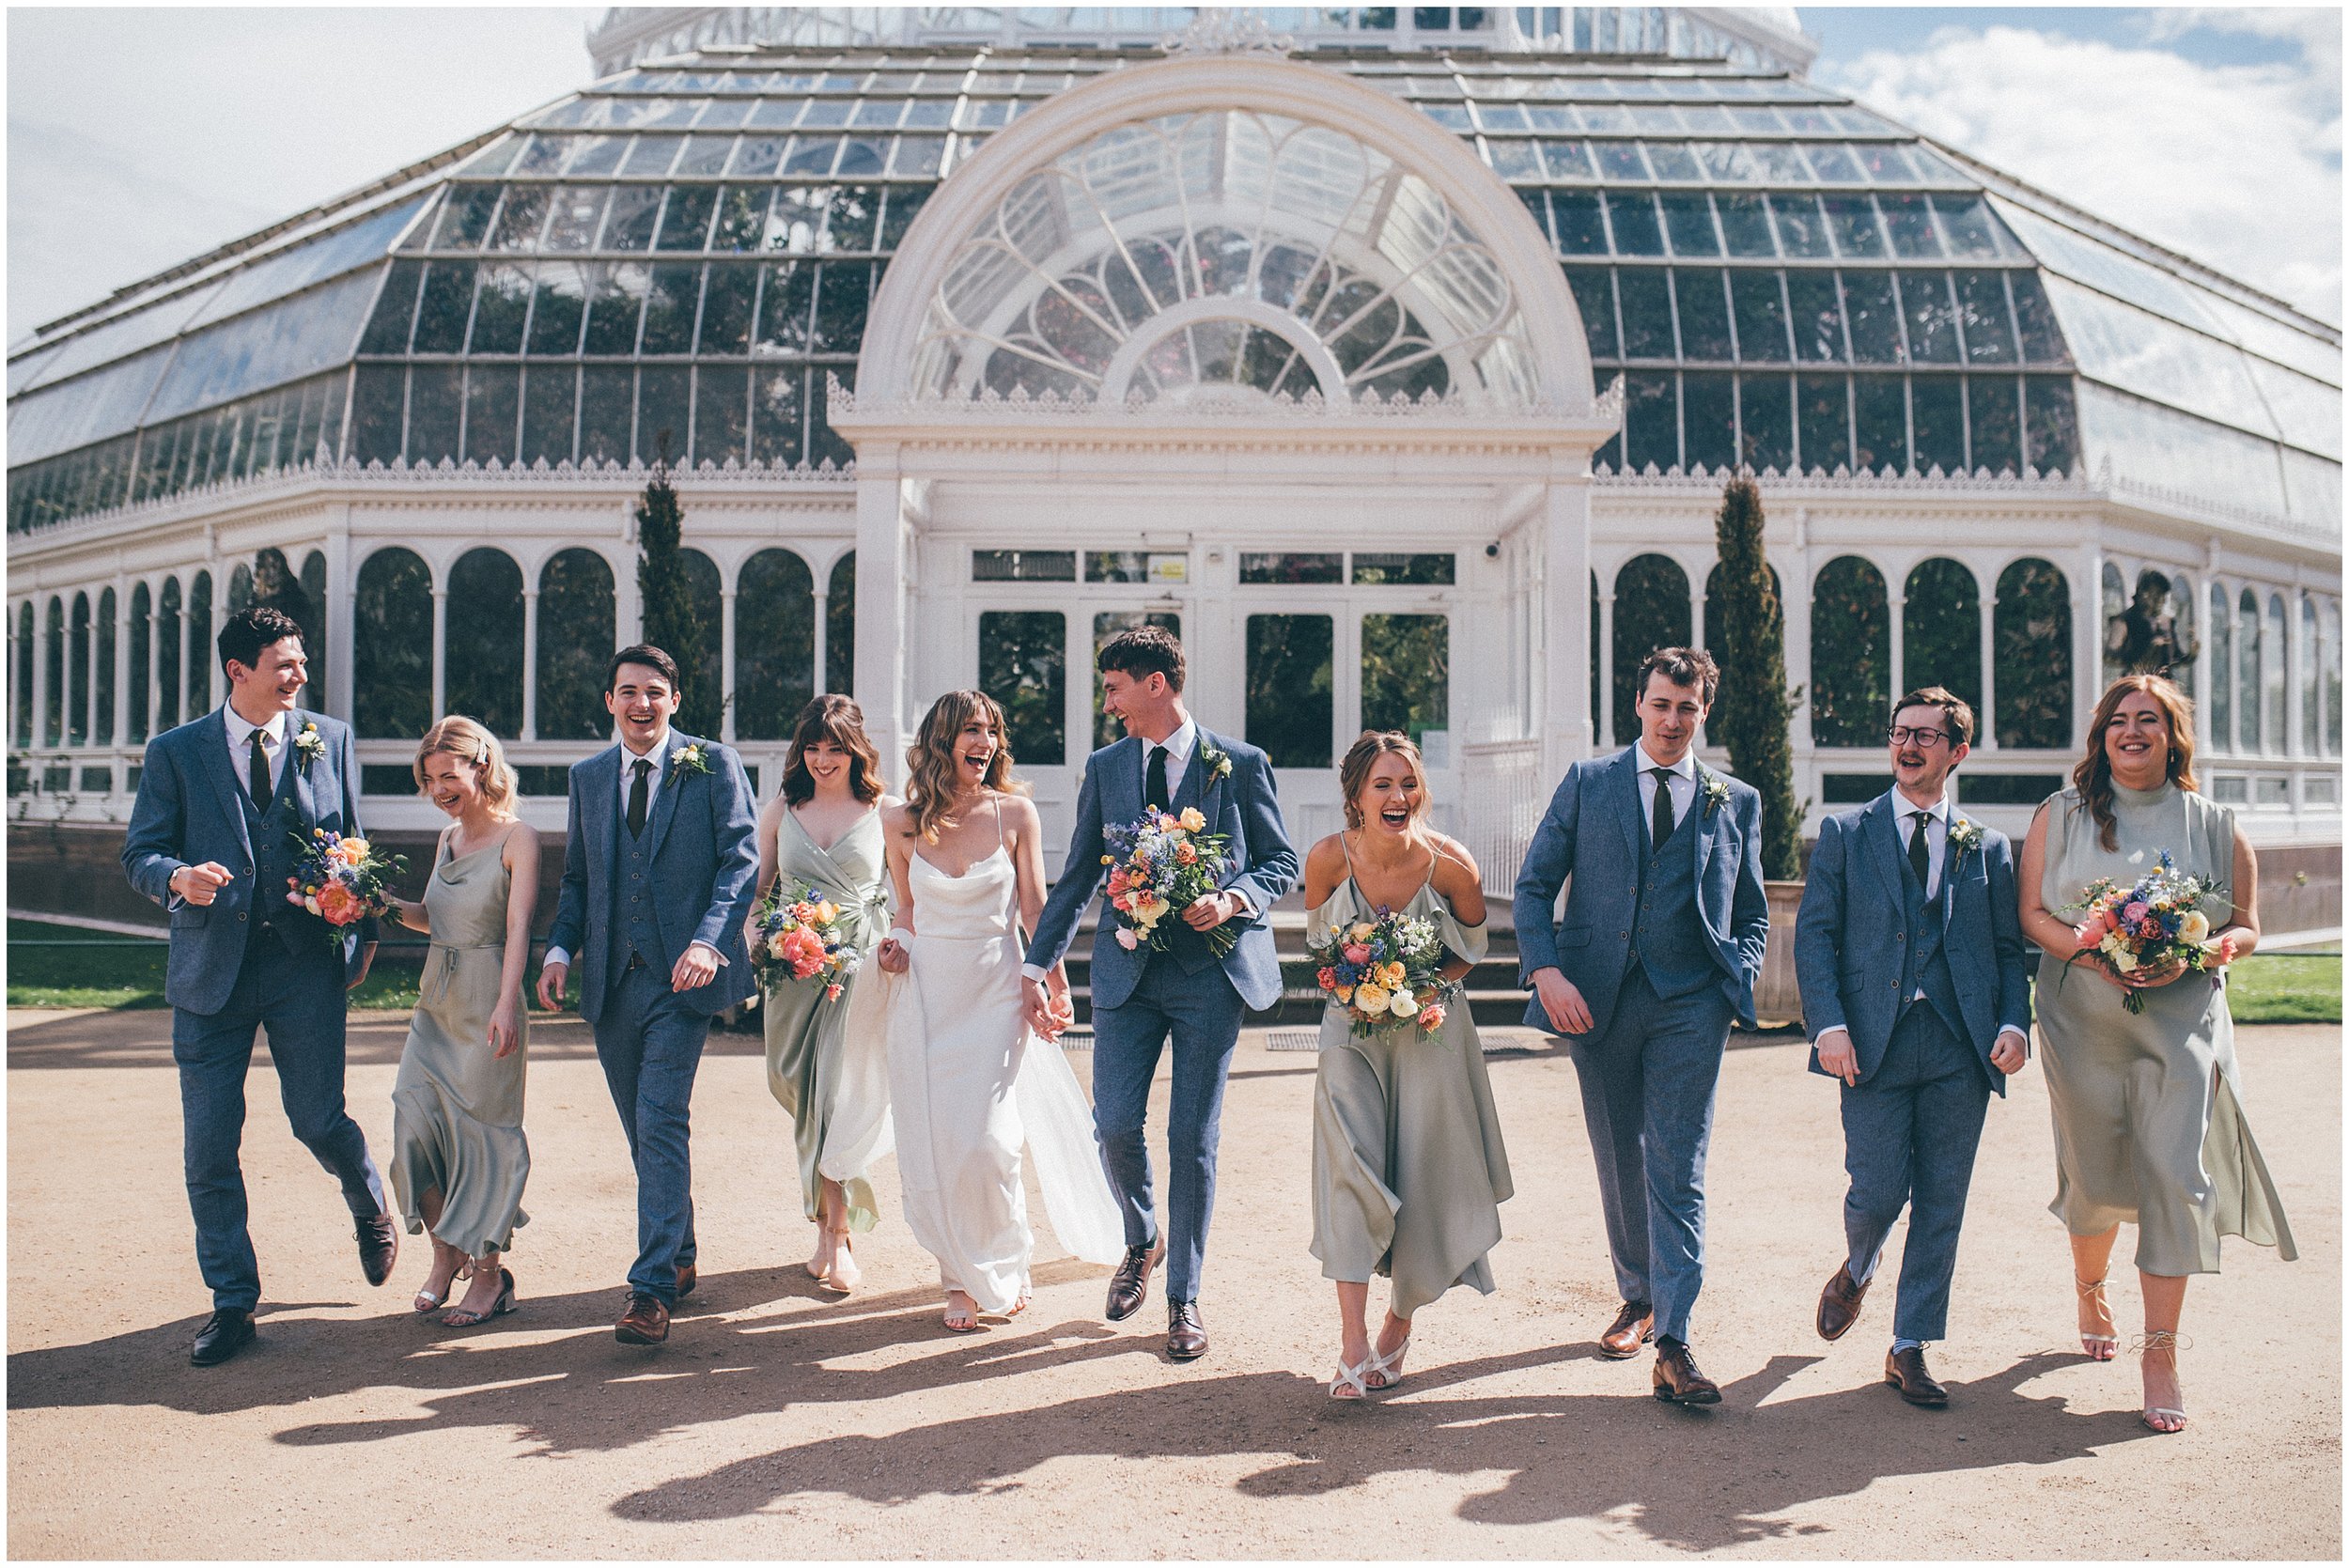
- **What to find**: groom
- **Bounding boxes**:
[121,604,397,1367]
[1514,646,1768,1405]
[538,644,757,1346]
[1022,626,1297,1361]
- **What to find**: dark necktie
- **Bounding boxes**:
[1145,743,1170,813]
[1649,767,1675,852]
[247,730,272,811]
[1909,811,1934,894]
[628,757,652,838]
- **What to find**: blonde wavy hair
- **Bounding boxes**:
[413,715,519,817]
[903,690,1022,844]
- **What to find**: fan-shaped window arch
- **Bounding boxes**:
[445,548,524,737]
[128,582,151,744]
[2237,586,2263,753]
[537,549,615,741]
[1902,558,1981,709]
[1994,559,2071,749]
[2208,582,2233,749]
[1611,553,1690,743]
[735,549,816,740]
[1811,557,1890,747]
[353,548,433,738]
[912,110,1537,410]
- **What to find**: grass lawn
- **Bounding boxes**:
[2227,952,2342,1024]
[7,919,432,1011]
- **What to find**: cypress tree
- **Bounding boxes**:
[634,460,717,735]
[1710,477,1802,877]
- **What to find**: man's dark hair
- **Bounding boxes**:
[217,605,305,674]
[606,644,681,692]
[1637,645,1719,707]
[1892,685,1976,749]
[1097,624,1186,693]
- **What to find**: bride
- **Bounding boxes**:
[830,690,1124,1331]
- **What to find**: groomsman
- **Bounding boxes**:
[1514,647,1768,1405]
[538,645,757,1346]
[1796,687,2030,1406]
[121,605,397,1366]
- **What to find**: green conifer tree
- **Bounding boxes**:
[633,460,718,735]
[1710,477,1802,877]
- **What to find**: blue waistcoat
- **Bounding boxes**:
[1628,791,1715,1001]
[605,815,665,999]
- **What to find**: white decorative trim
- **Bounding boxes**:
[830,371,1592,424]
[1159,10,1295,56]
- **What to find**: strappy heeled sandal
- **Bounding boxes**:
[2136,1329,2189,1434]
[1330,1354,1372,1400]
[942,1295,979,1333]
[413,1257,468,1314]
[2077,1276,2118,1360]
[1367,1333,1411,1391]
[817,1228,860,1295]
[440,1267,517,1328]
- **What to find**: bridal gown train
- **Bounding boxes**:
[828,826,1124,1312]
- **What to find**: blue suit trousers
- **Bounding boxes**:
[594,962,711,1303]
[172,932,386,1312]
[1087,952,1245,1304]
[1840,1003,1991,1343]
[1567,966,1735,1343]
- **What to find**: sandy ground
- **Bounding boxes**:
[6,1007,2339,1560]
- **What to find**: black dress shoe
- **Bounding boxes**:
[356,1214,399,1287]
[1652,1337,1722,1405]
[1816,1262,1869,1342]
[1105,1239,1163,1323]
[190,1308,256,1367]
[1166,1299,1208,1360]
[1885,1345,1949,1407]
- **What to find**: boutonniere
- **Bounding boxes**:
[1199,741,1233,783]
[1700,772,1732,818]
[291,722,326,770]
[1949,816,1983,861]
[670,742,712,778]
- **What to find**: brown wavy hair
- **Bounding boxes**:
[781,694,883,806]
[1339,730,1432,831]
[413,715,518,818]
[2073,674,2199,852]
[903,690,1022,844]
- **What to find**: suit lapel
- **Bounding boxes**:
[198,709,257,862]
[1937,815,1969,932]
[1866,794,1910,910]
[1615,747,1645,862]
[644,733,692,862]
[282,711,315,824]
[586,745,620,881]
[1173,730,1212,816]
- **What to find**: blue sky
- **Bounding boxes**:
[1805,6,2323,70]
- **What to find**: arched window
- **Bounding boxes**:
[226,563,254,616]
[68,592,90,746]
[1702,559,1784,722]
[13,602,33,748]
[127,583,151,744]
[2098,562,2127,687]
[1993,559,2071,749]
[2265,593,2288,754]
[157,579,182,731]
[1811,557,1890,747]
[187,571,212,713]
[2169,572,2196,700]
[1612,554,1691,743]
[1902,558,1982,709]
[299,550,328,706]
[95,587,117,747]
[1589,569,1601,736]
[42,598,63,745]
[2236,586,2262,753]
[2207,582,2232,749]
[2302,596,2321,756]
[734,549,815,739]
[2326,599,2342,757]
[826,551,856,695]
[537,549,615,740]
[677,548,723,738]
[444,548,524,737]
[353,548,433,738]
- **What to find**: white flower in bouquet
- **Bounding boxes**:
[2179,910,2211,943]
[1389,990,1420,1020]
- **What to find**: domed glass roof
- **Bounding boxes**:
[8,34,2338,536]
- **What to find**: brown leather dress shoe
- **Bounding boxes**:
[1598,1300,1654,1359]
[1885,1345,1948,1407]
[356,1214,399,1287]
[1166,1299,1208,1360]
[1816,1263,1869,1342]
[675,1264,697,1299]
[1652,1338,1722,1405]
[614,1293,670,1345]
[1105,1239,1164,1323]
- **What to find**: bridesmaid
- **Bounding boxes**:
[754,694,892,1293]
[385,716,539,1327]
[2020,675,2295,1433]
[1302,731,1513,1399]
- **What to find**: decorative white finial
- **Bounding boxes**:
[1160,9,1295,56]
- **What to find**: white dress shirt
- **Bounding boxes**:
[1634,742,1698,832]
[223,704,289,795]
[543,728,722,972]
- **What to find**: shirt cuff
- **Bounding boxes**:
[1814,1025,1852,1049]
[542,945,570,970]
[1226,885,1258,919]
[689,939,725,967]
[1995,1025,2029,1053]
[1020,963,1050,983]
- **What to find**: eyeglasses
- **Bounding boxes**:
[1887,726,1951,748]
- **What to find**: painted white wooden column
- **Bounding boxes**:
[852,442,911,777]
[1887,586,1906,714]
[146,579,163,744]
[520,584,539,742]
[1976,561,1999,752]
[1542,476,1593,779]
[808,577,828,701]
[718,582,738,743]
[323,509,354,722]
[429,583,449,720]
[1595,586,1616,753]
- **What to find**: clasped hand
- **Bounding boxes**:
[1021,970,1074,1039]
[1180,890,1245,931]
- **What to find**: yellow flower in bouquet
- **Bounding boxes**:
[1353,983,1392,1015]
[1178,807,1206,831]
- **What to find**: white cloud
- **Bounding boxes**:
[1818,23,2342,324]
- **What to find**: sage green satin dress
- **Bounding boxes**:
[2035,783,2295,1274]
[761,806,889,1233]
[390,832,529,1258]
[1309,875,1515,1317]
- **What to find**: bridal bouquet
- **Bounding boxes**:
[285,828,406,941]
[1102,807,1238,957]
[750,882,862,1001]
[2064,852,2234,1015]
[1309,908,1454,1038]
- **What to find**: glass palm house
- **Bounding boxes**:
[7,6,2339,895]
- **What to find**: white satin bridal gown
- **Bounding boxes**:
[828,804,1124,1312]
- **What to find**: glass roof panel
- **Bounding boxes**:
[2075,380,2287,516]
[146,268,382,425]
[2042,272,2279,439]
[2243,356,2342,458]
[15,287,220,394]
[8,343,173,466]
